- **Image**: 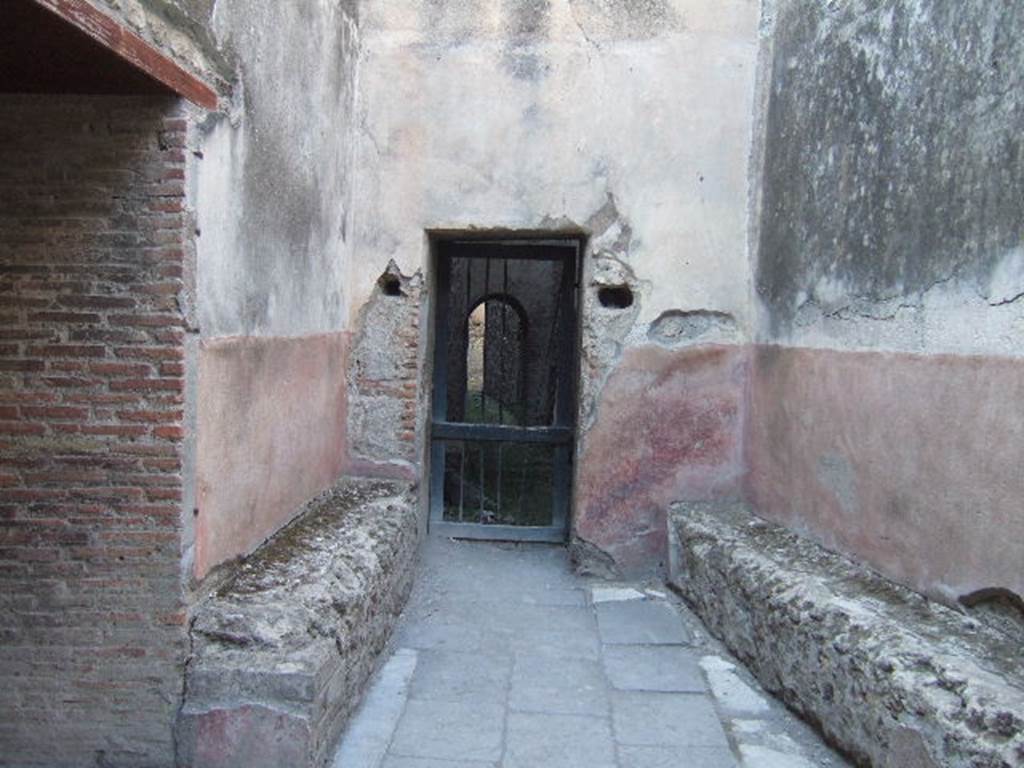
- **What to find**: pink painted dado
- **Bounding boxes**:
[747,345,1024,605]
[575,345,748,574]
[195,333,350,579]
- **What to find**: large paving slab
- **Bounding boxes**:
[334,536,850,768]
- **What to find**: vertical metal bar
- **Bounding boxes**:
[483,255,491,423]
[553,253,574,427]
[431,441,446,526]
[499,258,507,425]
[431,250,452,422]
[478,443,486,523]
[464,256,472,420]
[552,245,579,536]
[497,442,504,524]
[429,248,453,531]
[459,441,465,522]
[551,444,569,532]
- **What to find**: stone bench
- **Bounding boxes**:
[668,502,1024,768]
[176,478,419,768]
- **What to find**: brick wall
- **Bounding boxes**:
[0,95,190,767]
[348,268,423,476]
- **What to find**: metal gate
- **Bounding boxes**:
[429,239,580,542]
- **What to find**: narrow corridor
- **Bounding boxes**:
[334,537,849,768]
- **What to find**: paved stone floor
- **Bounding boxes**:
[334,537,851,768]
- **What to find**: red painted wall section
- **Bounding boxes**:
[575,344,748,575]
[747,345,1024,604]
[195,332,350,580]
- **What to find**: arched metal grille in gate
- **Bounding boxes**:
[429,239,581,542]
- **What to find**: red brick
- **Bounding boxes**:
[109,314,183,329]
[0,360,45,372]
[21,406,89,420]
[152,425,184,441]
[109,379,183,393]
[27,312,102,324]
[89,362,151,377]
[80,425,148,438]
[117,410,182,424]
[114,346,183,361]
[0,422,45,436]
[1,98,190,761]
[27,345,106,359]
[159,362,184,377]
[57,296,136,310]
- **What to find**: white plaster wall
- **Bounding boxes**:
[349,0,761,336]
[194,0,359,339]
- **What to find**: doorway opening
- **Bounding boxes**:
[429,237,583,542]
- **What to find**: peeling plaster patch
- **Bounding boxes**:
[574,192,649,437]
[578,251,643,432]
[348,262,424,467]
[648,309,738,347]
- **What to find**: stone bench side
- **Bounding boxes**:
[668,501,1024,768]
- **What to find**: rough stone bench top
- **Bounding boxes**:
[192,478,414,656]
[669,502,1024,767]
[178,477,419,768]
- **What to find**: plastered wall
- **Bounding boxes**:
[748,0,1024,605]
[189,0,361,579]
[350,0,762,574]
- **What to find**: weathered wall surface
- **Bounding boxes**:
[190,0,361,579]
[576,345,746,575]
[195,334,349,578]
[352,0,761,572]
[346,264,424,479]
[0,95,191,767]
[749,0,1024,604]
[748,346,1024,604]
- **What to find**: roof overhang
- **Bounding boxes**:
[7,0,218,109]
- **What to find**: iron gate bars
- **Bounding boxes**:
[429,239,581,542]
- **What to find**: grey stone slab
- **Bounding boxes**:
[382,759,496,768]
[410,650,512,704]
[611,691,730,748]
[596,600,690,646]
[509,655,608,716]
[486,604,598,639]
[509,629,601,661]
[619,745,738,768]
[602,645,706,692]
[519,588,587,607]
[397,620,491,653]
[503,712,617,768]
[332,649,418,768]
[389,699,505,762]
